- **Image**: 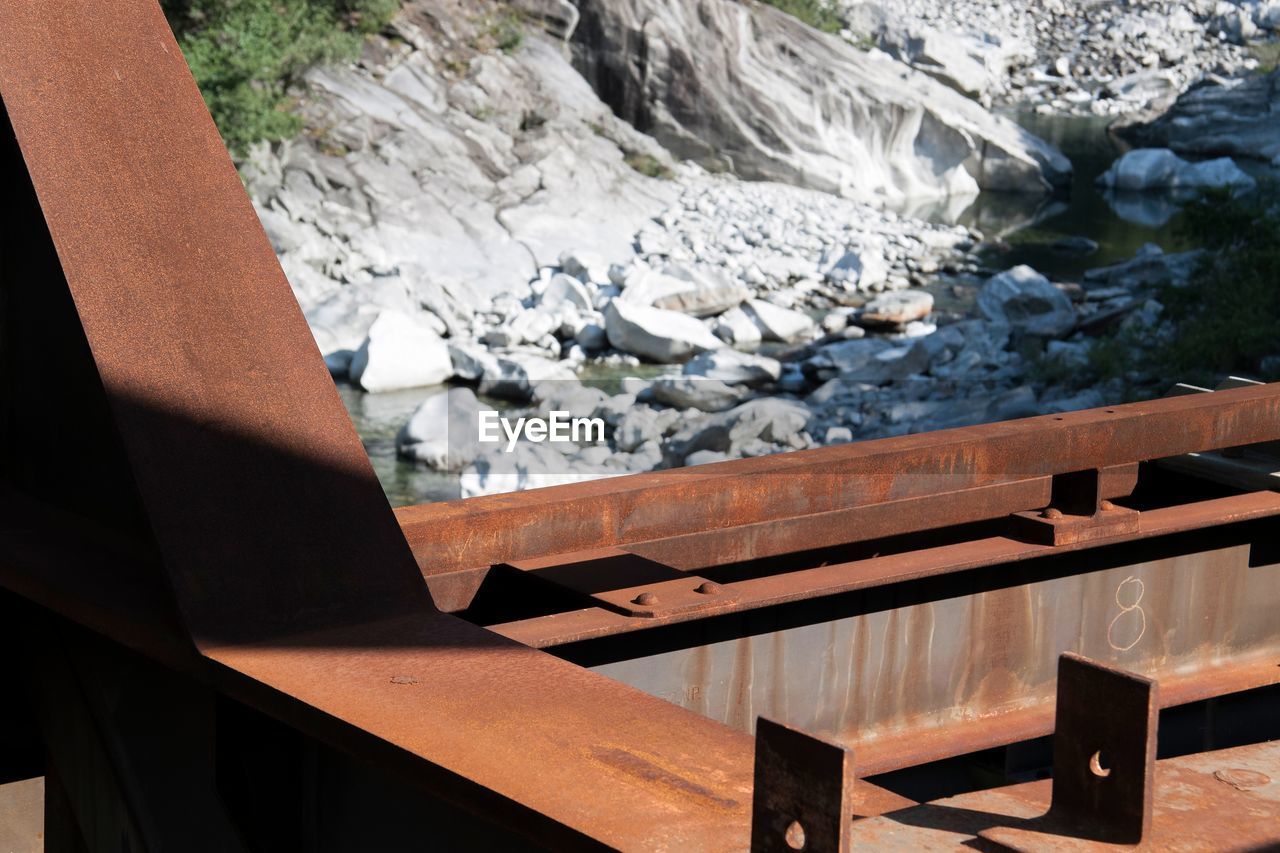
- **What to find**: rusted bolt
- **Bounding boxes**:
[1041,507,1064,520]
[694,581,722,595]
[633,592,659,606]
[1100,499,1116,511]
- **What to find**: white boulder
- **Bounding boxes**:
[396,387,484,471]
[858,290,935,328]
[712,306,764,348]
[479,351,578,401]
[683,349,782,386]
[825,247,889,290]
[1096,149,1256,192]
[604,300,723,362]
[350,311,453,392]
[743,299,816,344]
[978,265,1076,338]
[539,273,594,312]
[650,377,746,412]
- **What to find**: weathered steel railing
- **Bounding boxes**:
[0,2,1276,851]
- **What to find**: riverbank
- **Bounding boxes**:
[340,106,1280,506]
[245,0,1280,506]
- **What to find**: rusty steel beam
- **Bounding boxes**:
[491,490,1280,647]
[576,521,1280,777]
[0,3,921,848]
[0,2,1277,851]
[396,386,1280,574]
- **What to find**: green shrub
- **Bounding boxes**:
[162,0,399,156]
[624,153,674,180]
[757,0,844,34]
[1152,185,1280,384]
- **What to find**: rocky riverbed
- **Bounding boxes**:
[842,0,1275,116]
[243,0,1280,505]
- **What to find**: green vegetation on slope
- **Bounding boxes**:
[757,0,844,34]
[162,0,399,156]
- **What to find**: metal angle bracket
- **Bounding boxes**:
[751,717,856,853]
[1010,470,1140,545]
[981,652,1158,850]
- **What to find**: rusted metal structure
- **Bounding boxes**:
[0,2,1276,850]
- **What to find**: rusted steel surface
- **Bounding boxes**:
[846,739,1280,850]
[845,650,1280,778]
[0,3,921,849]
[751,718,856,853]
[1040,655,1158,844]
[626,479,1053,571]
[582,538,1280,774]
[0,3,1278,850]
[397,385,1280,574]
[492,490,1280,647]
[0,0,431,647]
[0,777,42,853]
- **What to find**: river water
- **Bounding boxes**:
[341,112,1216,509]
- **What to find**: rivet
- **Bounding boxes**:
[633,592,659,606]
[695,581,722,595]
[1100,499,1116,511]
[1042,507,1064,519]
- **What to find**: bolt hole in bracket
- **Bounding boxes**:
[980,653,1158,848]
[752,718,855,853]
[752,654,1156,852]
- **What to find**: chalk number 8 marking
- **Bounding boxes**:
[1107,575,1146,652]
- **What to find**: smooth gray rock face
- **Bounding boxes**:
[514,0,580,41]
[570,0,1070,203]
[1120,70,1280,162]
[303,275,417,362]
[244,12,678,322]
[877,25,1012,99]
[978,265,1076,338]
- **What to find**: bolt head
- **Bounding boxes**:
[1042,507,1064,520]
[695,581,722,595]
[1100,499,1116,511]
[633,592,659,606]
